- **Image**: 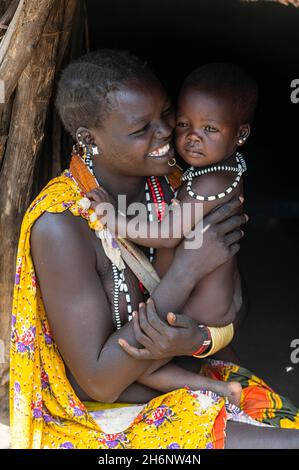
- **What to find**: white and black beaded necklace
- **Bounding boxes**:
[182,152,247,201]
[84,154,133,329]
[112,176,169,329]
[86,154,171,329]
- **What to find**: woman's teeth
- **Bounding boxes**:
[148,143,170,157]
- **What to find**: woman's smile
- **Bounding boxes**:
[146,142,175,162]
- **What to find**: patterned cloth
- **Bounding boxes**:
[10,169,299,449]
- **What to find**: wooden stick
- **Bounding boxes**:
[51,0,78,178]
[0,0,56,108]
[0,93,12,167]
[0,0,19,28]
[55,0,77,71]
[0,0,65,421]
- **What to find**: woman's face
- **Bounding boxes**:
[91,71,176,177]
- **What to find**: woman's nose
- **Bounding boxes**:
[155,119,174,140]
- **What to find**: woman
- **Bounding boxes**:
[10,49,299,449]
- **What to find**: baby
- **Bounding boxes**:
[89,63,258,405]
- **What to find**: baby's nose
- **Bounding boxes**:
[187,131,202,142]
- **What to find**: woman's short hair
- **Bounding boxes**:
[56,49,147,138]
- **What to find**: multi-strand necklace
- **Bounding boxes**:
[73,148,169,330]
[145,176,167,263]
[112,176,166,329]
[182,152,246,201]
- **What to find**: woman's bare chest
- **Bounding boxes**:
[94,238,145,327]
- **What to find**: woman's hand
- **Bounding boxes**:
[118,298,204,359]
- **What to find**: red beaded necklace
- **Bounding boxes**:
[138,176,167,295]
[146,176,167,222]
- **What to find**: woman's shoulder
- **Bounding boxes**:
[31,210,94,260]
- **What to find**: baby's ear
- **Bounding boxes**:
[237,124,251,146]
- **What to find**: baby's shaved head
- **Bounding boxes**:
[182,63,258,124]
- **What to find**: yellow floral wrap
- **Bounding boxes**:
[9,169,299,449]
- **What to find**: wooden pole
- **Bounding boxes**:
[0,0,56,111]
[0,0,19,39]
[0,0,71,421]
[0,92,12,166]
[51,0,78,178]
[0,1,17,167]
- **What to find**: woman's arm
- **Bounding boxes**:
[30,210,205,403]
[31,198,246,403]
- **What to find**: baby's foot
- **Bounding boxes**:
[226,381,242,407]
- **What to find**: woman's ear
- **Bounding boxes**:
[76,126,92,145]
[237,124,251,146]
[76,127,102,156]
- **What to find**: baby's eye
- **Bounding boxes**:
[176,121,189,128]
[204,125,218,133]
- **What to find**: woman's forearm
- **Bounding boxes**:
[151,255,203,319]
[93,256,201,402]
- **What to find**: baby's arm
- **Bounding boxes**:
[87,188,204,249]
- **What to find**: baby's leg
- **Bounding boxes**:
[202,377,242,407]
[139,357,173,376]
[138,359,242,407]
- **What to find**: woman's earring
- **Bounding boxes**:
[91,144,99,156]
[238,137,246,145]
[168,157,176,167]
[75,133,100,173]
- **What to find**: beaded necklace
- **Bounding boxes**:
[113,176,166,329]
[182,152,246,201]
[72,148,170,330]
[145,176,167,263]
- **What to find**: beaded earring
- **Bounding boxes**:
[77,134,99,175]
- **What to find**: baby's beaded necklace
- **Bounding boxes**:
[182,152,246,201]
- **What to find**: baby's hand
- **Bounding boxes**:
[86,188,116,220]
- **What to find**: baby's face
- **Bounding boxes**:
[175,86,241,167]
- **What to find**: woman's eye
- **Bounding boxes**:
[131,124,150,136]
[162,106,173,116]
[204,125,218,133]
[176,122,188,128]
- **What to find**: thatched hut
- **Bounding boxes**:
[0,0,298,422]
